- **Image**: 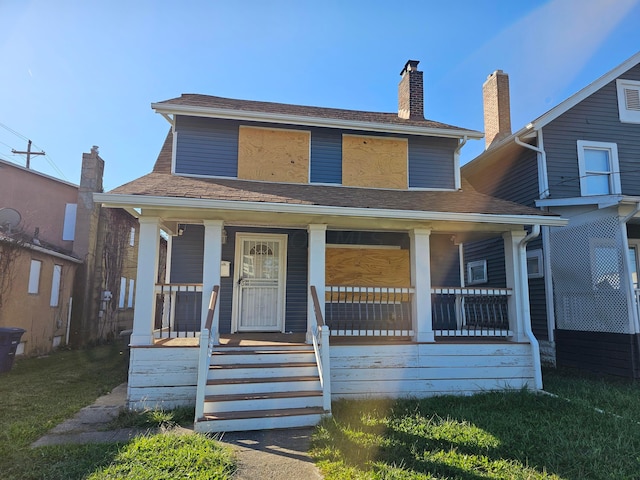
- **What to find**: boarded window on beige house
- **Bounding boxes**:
[237,126,310,183]
[342,135,408,189]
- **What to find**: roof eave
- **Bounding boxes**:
[151,103,483,140]
[529,51,640,130]
[95,192,566,227]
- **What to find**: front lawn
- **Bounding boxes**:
[311,371,640,479]
[0,344,235,480]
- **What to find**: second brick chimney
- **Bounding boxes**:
[483,70,512,149]
[398,60,424,120]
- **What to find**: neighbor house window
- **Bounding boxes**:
[129,227,136,247]
[467,260,488,285]
[527,249,544,279]
[590,238,621,290]
[62,204,77,241]
[119,277,127,308]
[617,79,640,123]
[577,141,621,196]
[50,265,62,306]
[127,279,135,308]
[28,259,42,294]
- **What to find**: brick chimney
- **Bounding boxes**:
[483,70,512,149]
[398,60,424,120]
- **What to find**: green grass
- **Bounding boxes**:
[0,344,236,480]
[87,431,235,479]
[107,405,196,430]
[543,367,640,424]
[311,376,640,479]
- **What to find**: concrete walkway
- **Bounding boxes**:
[32,383,322,479]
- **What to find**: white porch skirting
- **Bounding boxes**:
[127,342,535,409]
[330,342,535,398]
[128,346,199,410]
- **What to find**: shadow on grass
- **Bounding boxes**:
[5,442,122,480]
[312,390,640,479]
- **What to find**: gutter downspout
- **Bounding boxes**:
[453,135,468,190]
[519,224,542,389]
[515,131,549,199]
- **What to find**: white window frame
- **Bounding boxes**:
[467,260,488,285]
[577,140,621,196]
[616,79,640,124]
[28,259,42,294]
[129,227,136,247]
[127,279,135,308]
[62,204,77,241]
[119,277,127,309]
[526,249,544,279]
[50,264,62,306]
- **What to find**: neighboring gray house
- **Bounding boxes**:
[463,51,640,378]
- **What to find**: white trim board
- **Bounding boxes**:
[95,193,568,227]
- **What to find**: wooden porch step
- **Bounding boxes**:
[200,406,326,422]
[204,390,321,403]
[213,347,313,354]
[210,362,317,370]
[207,375,320,386]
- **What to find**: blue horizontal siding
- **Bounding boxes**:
[174,117,238,177]
[310,129,342,184]
[173,116,459,190]
[409,137,457,189]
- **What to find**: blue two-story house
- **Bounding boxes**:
[97,60,564,432]
[463,52,640,378]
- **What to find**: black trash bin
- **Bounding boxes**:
[0,327,26,373]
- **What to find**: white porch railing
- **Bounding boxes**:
[431,287,513,337]
[310,285,331,412]
[324,285,415,336]
[195,286,220,422]
[154,283,203,338]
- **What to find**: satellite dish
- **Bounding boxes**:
[0,208,21,234]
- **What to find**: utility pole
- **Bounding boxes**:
[12,139,45,169]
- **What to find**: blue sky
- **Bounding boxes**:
[1,0,639,191]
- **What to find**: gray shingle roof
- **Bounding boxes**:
[155,94,480,134]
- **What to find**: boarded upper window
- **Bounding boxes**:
[342,135,408,189]
[237,126,310,183]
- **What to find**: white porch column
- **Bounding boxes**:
[503,229,529,342]
[202,220,223,345]
[410,228,433,342]
[131,216,160,346]
[307,224,327,343]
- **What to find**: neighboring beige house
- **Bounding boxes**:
[0,148,139,356]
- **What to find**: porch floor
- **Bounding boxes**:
[150,332,307,348]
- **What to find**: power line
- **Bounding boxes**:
[11,139,45,169]
[0,121,29,142]
[0,121,70,181]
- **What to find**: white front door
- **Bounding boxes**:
[233,233,287,332]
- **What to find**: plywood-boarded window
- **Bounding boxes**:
[325,247,410,287]
[238,126,310,183]
[342,135,408,189]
